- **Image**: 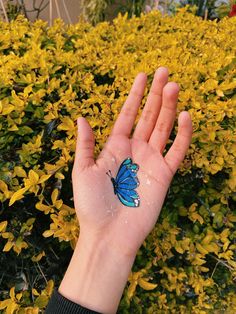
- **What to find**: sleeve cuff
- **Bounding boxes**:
[45,289,102,314]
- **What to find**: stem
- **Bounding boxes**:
[0,0,9,22]
[54,0,61,19]
[210,261,219,278]
[62,0,72,24]
[49,0,52,26]
[37,262,48,285]
[19,0,28,19]
[209,254,235,272]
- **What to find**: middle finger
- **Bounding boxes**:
[133,67,169,142]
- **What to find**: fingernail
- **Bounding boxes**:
[156,66,168,75]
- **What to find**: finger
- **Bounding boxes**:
[133,67,169,141]
[149,82,179,152]
[73,117,95,173]
[111,73,147,137]
[165,111,192,175]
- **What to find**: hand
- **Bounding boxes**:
[72,67,192,256]
[59,67,192,314]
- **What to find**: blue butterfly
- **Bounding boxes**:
[107,158,140,207]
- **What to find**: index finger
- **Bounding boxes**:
[111,73,147,137]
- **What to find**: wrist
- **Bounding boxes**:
[59,232,136,314]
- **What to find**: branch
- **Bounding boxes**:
[62,0,72,24]
[0,0,9,22]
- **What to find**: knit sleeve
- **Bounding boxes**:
[45,289,102,314]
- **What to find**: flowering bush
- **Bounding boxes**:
[0,8,235,313]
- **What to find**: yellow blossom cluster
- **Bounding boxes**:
[0,7,235,313]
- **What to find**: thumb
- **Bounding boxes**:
[73,117,95,171]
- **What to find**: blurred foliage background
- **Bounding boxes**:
[0,0,235,23]
[78,0,235,23]
[0,1,235,314]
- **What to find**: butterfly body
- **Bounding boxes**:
[107,158,140,208]
[111,177,118,195]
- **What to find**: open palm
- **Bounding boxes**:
[72,67,192,258]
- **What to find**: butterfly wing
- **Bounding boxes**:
[117,179,138,190]
[114,158,140,207]
[116,158,132,182]
[117,189,140,207]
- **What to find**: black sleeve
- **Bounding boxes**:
[45,289,102,314]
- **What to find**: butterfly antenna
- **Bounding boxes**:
[106,170,112,178]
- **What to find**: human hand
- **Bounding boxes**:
[59,67,192,313]
[72,67,192,256]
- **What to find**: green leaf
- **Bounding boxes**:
[35,295,49,308]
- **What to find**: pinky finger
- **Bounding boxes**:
[164,111,192,175]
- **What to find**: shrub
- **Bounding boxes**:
[0,8,235,313]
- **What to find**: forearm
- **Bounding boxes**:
[59,232,136,314]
